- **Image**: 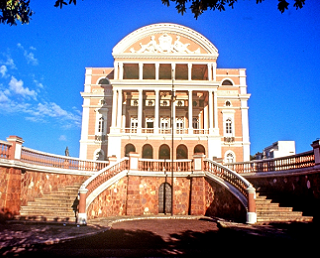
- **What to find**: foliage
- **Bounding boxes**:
[0,0,307,25]
[0,0,33,25]
[161,0,306,18]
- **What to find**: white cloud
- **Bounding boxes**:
[9,76,37,99]
[0,91,9,102]
[0,65,7,77]
[59,135,67,141]
[17,43,38,66]
[33,79,44,88]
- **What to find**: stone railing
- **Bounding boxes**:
[204,159,256,224]
[204,159,252,198]
[225,150,315,174]
[81,157,129,197]
[0,140,11,159]
[20,147,109,172]
[138,159,192,172]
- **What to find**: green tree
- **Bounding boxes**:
[1,0,307,26]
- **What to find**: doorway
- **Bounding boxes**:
[158,183,172,214]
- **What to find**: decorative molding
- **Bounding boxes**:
[130,34,201,54]
[113,23,218,57]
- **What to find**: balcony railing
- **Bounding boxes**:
[21,147,109,172]
[138,159,192,172]
[225,150,315,174]
[120,128,210,135]
[0,140,11,159]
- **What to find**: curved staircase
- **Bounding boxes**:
[256,192,313,223]
[16,183,81,223]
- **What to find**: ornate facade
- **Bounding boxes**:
[79,23,251,162]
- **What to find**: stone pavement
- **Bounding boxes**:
[0,216,318,257]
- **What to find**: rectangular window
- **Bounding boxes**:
[123,64,139,79]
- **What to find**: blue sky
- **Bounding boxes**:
[0,0,319,157]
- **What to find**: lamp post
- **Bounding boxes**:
[171,68,175,216]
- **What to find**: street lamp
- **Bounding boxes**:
[171,68,175,216]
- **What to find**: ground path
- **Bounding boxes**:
[1,217,318,257]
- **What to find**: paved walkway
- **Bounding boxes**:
[0,216,318,257]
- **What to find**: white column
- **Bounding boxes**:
[188,90,193,134]
[138,89,143,133]
[188,63,192,81]
[111,89,118,129]
[114,61,118,80]
[117,89,122,129]
[214,90,218,130]
[207,63,212,81]
[155,63,159,80]
[208,90,214,132]
[139,63,143,80]
[154,89,159,133]
[119,62,123,80]
[212,62,217,81]
[241,99,250,161]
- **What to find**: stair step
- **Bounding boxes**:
[257,216,313,222]
[20,211,75,216]
[21,206,73,212]
[26,202,73,208]
[255,193,313,223]
[257,207,293,212]
[257,211,303,217]
[15,215,76,222]
[18,183,81,223]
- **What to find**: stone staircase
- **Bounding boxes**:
[16,183,81,223]
[256,192,313,223]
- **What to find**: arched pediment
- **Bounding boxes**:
[112,23,218,59]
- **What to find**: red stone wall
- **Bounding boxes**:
[0,167,22,218]
[204,178,247,222]
[86,175,246,221]
[0,166,88,220]
[87,176,128,219]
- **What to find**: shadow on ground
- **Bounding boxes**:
[1,219,319,257]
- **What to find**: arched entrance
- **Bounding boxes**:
[158,183,172,214]
[142,144,153,159]
[159,144,170,159]
[125,144,136,157]
[194,144,205,155]
[176,144,188,159]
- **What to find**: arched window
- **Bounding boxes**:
[142,144,153,159]
[225,151,235,163]
[176,144,188,159]
[98,78,109,84]
[125,144,136,157]
[194,144,205,155]
[225,100,232,107]
[222,79,233,86]
[159,144,170,159]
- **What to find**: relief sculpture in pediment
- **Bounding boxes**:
[130,34,200,54]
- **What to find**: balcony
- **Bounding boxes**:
[119,128,209,135]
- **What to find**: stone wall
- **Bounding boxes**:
[86,175,246,222]
[0,166,88,221]
[20,170,88,205]
[204,178,246,222]
[0,167,22,219]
